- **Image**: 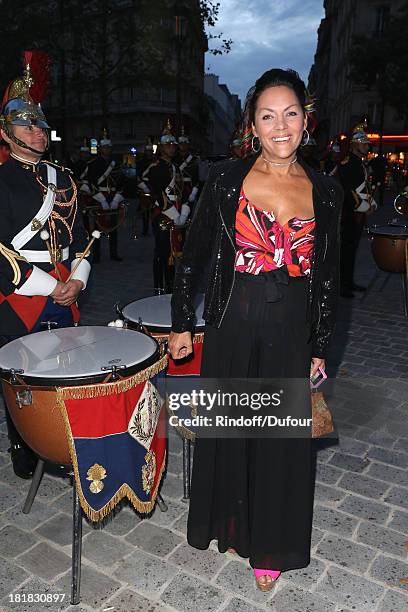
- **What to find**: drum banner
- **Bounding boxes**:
[165,333,203,440]
[56,355,167,522]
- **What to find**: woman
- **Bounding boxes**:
[169,69,343,591]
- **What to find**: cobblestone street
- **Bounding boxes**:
[0,202,407,612]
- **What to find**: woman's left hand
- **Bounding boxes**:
[310,357,325,378]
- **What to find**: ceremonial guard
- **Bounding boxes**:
[88,132,124,262]
[230,135,243,159]
[72,138,92,195]
[0,54,91,478]
[144,120,189,294]
[136,137,155,236]
[338,126,377,297]
[321,140,341,176]
[177,127,200,209]
[300,135,320,171]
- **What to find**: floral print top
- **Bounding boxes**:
[235,187,315,277]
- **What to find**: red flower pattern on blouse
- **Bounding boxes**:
[235,188,315,277]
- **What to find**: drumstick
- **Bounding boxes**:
[66,230,101,282]
[40,230,63,281]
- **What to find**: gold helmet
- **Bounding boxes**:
[351,121,370,144]
[1,52,50,129]
[160,118,177,145]
[100,127,112,147]
[178,125,190,144]
[0,51,50,154]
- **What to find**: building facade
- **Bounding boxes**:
[309,0,408,153]
[40,0,208,160]
[204,74,241,156]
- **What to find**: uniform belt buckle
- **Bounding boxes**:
[54,248,62,263]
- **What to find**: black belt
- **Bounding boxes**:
[236,267,306,302]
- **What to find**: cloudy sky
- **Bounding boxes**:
[205,0,325,105]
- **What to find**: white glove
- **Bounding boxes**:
[138,181,150,193]
[110,192,124,210]
[174,204,190,227]
[93,192,110,210]
[79,182,91,194]
[188,186,198,203]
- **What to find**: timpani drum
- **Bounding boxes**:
[367,225,408,273]
[120,294,205,376]
[0,326,160,465]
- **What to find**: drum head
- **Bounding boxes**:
[122,293,205,332]
[369,224,408,238]
[0,326,159,386]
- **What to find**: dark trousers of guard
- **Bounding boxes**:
[340,212,365,292]
[93,227,119,262]
[152,220,174,294]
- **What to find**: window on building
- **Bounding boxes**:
[375,5,390,36]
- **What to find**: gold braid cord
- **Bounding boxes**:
[0,242,28,285]
[36,173,78,258]
[55,355,168,522]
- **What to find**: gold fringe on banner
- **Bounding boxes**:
[166,402,196,441]
[55,392,167,522]
[58,355,168,401]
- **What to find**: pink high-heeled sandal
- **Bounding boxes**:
[253,568,281,592]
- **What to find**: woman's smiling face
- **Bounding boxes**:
[252,85,307,162]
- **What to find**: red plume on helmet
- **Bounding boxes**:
[23,50,50,104]
[1,50,50,111]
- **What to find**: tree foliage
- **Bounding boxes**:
[0,0,232,116]
[0,0,232,147]
[199,0,232,55]
[348,1,408,118]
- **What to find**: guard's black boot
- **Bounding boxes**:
[9,444,37,480]
[93,238,101,263]
[109,229,122,261]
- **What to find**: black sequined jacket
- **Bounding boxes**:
[171,154,344,358]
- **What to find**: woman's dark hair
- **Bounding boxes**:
[240,68,308,158]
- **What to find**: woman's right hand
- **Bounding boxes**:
[168,331,193,360]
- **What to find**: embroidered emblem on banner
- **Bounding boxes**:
[142,450,156,494]
[87,463,107,494]
[31,218,43,231]
[128,381,163,450]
